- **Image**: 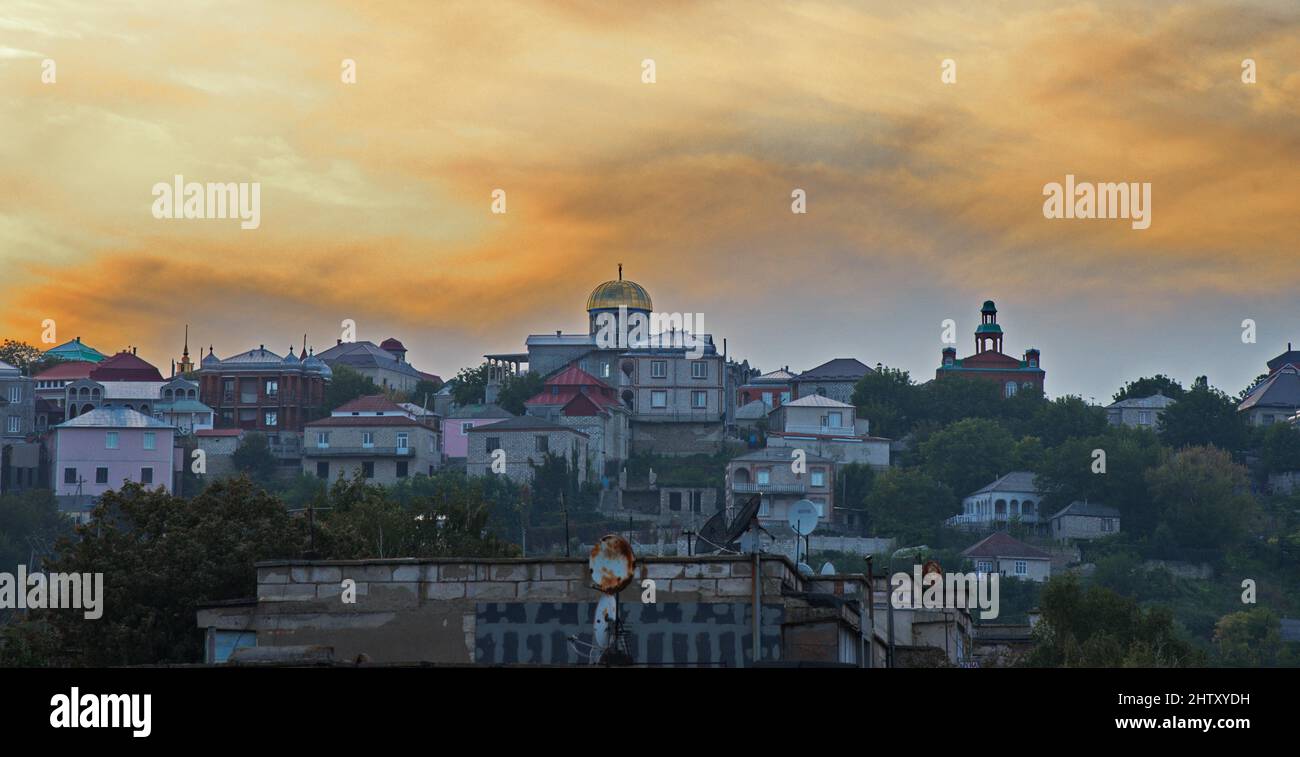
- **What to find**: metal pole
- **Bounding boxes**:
[750,525,761,666]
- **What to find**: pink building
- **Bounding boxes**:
[443,404,513,459]
[53,407,178,499]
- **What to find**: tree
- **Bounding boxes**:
[1035,427,1164,538]
[1113,375,1185,403]
[1145,445,1254,552]
[0,489,75,575]
[918,377,1003,428]
[231,432,278,487]
[919,418,1014,498]
[451,364,489,406]
[323,364,381,412]
[497,371,545,415]
[32,479,305,665]
[0,339,45,374]
[1024,575,1200,667]
[851,366,921,437]
[864,468,957,544]
[408,378,443,409]
[1023,396,1107,448]
[1214,608,1283,667]
[1157,379,1248,453]
[1259,423,1300,476]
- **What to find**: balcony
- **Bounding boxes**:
[303,446,414,458]
[732,481,806,495]
[782,424,860,437]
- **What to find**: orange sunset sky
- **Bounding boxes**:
[1,0,1298,400]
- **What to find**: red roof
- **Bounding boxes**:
[333,394,405,413]
[89,352,164,382]
[34,361,96,381]
[379,338,405,352]
[960,532,1051,560]
[307,416,434,428]
[526,366,619,410]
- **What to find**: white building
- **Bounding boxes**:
[765,395,890,468]
[961,532,1052,583]
[946,471,1041,529]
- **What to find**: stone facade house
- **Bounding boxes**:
[1049,501,1120,542]
[466,416,589,484]
[303,395,441,484]
[791,359,873,404]
[726,447,835,527]
[946,471,1042,530]
[524,366,628,478]
[52,407,179,503]
[961,532,1051,582]
[1106,392,1175,429]
[765,394,890,468]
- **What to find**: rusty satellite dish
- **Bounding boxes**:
[589,534,636,594]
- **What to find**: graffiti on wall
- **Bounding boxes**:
[474,602,784,666]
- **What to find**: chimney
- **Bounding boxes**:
[337,339,343,345]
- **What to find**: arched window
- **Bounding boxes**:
[995,499,1007,515]
[1004,381,1017,398]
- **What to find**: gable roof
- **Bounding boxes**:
[465,415,587,436]
[1106,392,1177,410]
[55,407,174,430]
[315,340,429,380]
[797,358,873,382]
[735,399,769,420]
[969,471,1038,497]
[449,404,515,420]
[1050,501,1121,520]
[961,532,1051,560]
[783,394,854,409]
[332,394,406,414]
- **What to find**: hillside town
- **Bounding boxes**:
[1,271,1298,669]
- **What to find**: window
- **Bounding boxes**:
[650,390,667,408]
[976,560,993,574]
[6,416,19,434]
[362,432,374,448]
[691,491,702,512]
[486,437,500,453]
[396,461,408,478]
[1004,381,1017,398]
[1102,518,1114,532]
[140,467,153,484]
[264,410,278,427]
[601,362,611,378]
[762,392,773,407]
[757,468,770,485]
[396,432,409,450]
[811,469,825,487]
[316,461,329,479]
[461,422,474,434]
[265,379,278,397]
[535,435,548,453]
[317,432,330,448]
[669,492,682,511]
[691,361,707,379]
[7,386,19,402]
[691,390,707,409]
[827,411,842,427]
[362,461,375,478]
[1137,410,1151,425]
[95,467,108,484]
[780,391,791,404]
[143,432,156,450]
[651,360,667,378]
[64,468,77,484]
[105,431,119,449]
[1014,560,1027,575]
[222,379,235,401]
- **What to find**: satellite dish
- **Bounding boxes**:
[820,561,836,575]
[694,509,729,554]
[593,594,617,651]
[721,494,764,546]
[788,499,819,537]
[588,534,636,594]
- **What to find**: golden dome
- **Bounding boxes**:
[586,277,652,312]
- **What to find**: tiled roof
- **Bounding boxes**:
[55,407,174,429]
[0,359,19,378]
[797,358,873,381]
[316,341,427,380]
[961,532,1051,560]
[969,471,1038,497]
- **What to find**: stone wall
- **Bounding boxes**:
[227,554,866,666]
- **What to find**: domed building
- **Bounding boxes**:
[936,300,1044,397]
[517,267,728,459]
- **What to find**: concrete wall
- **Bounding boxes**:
[466,428,589,484]
[629,419,724,456]
[221,555,867,666]
[1051,513,1120,541]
